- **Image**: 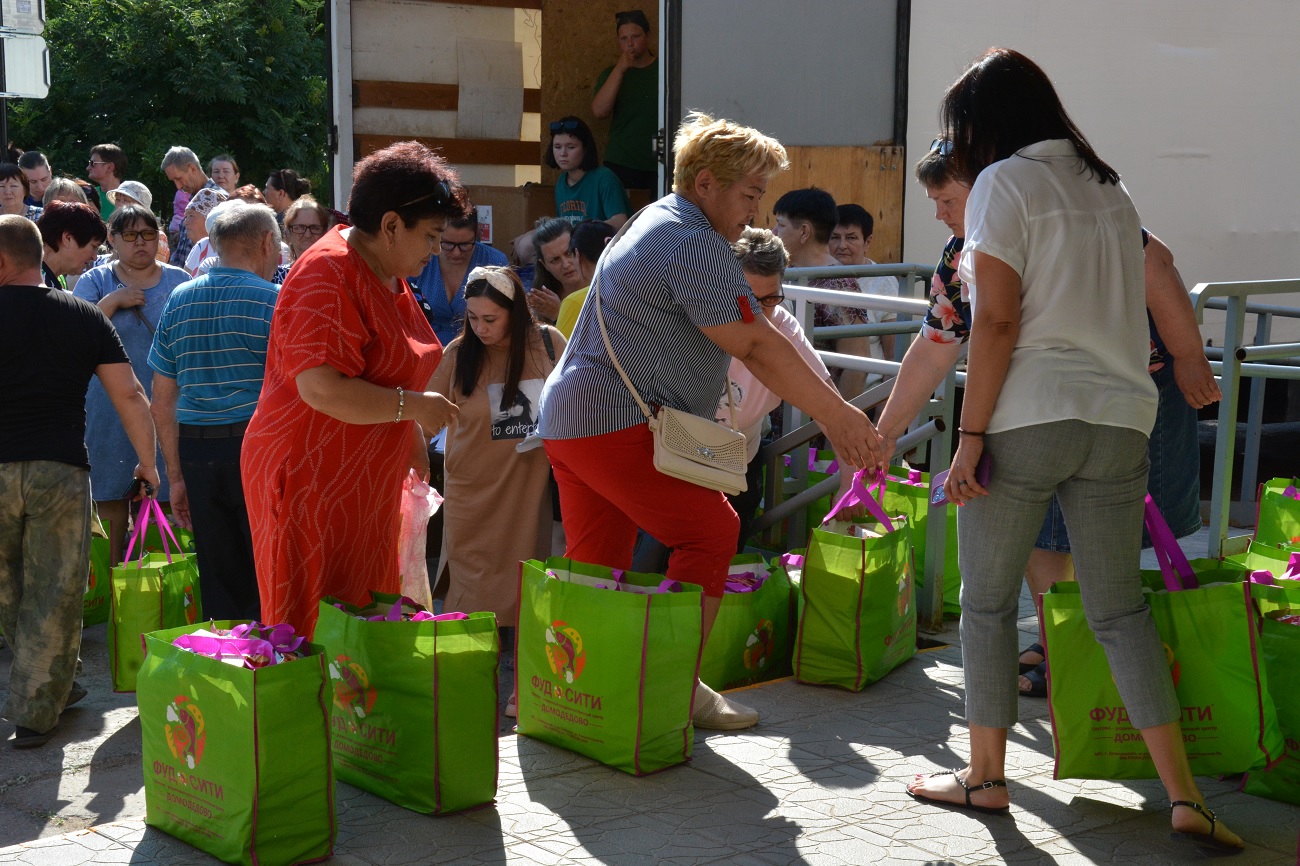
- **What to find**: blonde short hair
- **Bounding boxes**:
[672,111,788,195]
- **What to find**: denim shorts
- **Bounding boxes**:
[1035,362,1201,551]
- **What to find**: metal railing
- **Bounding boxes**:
[1190,279,1300,558]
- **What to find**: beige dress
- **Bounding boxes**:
[432,326,564,626]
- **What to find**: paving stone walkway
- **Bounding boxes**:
[2,528,1297,865]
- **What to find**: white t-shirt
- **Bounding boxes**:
[958,139,1156,436]
[184,238,213,277]
[716,305,831,462]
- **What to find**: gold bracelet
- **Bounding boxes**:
[394,386,405,422]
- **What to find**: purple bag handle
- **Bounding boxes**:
[824,469,896,533]
[1250,570,1277,586]
[906,469,924,486]
[1142,494,1198,592]
[122,495,154,565]
[778,552,805,569]
[1283,483,1298,500]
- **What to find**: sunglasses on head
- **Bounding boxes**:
[929,138,954,157]
[396,179,453,211]
[549,119,581,134]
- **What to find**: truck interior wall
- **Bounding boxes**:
[905,1,1300,341]
[539,0,661,187]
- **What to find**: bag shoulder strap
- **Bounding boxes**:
[594,206,739,430]
[540,324,556,362]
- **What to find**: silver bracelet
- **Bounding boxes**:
[394,386,405,422]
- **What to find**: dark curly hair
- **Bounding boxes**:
[348,141,468,234]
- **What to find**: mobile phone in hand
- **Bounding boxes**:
[930,452,992,507]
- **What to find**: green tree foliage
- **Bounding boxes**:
[8,0,330,213]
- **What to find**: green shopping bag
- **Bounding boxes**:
[1255,478,1300,549]
[83,536,111,627]
[1226,543,1300,579]
[879,468,961,616]
[137,621,335,866]
[313,594,498,814]
[1042,496,1285,779]
[1241,578,1300,805]
[794,471,916,691]
[698,555,793,691]
[109,499,201,692]
[516,558,702,775]
[142,517,197,555]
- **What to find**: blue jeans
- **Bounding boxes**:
[959,421,1179,730]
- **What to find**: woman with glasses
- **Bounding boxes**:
[409,206,508,347]
[546,115,629,230]
[241,141,466,638]
[282,195,332,263]
[74,206,190,565]
[0,163,42,221]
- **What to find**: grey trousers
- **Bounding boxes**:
[0,461,91,732]
[957,421,1180,731]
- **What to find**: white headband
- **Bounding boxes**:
[468,266,516,299]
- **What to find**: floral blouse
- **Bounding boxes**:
[921,235,969,344]
[811,276,869,350]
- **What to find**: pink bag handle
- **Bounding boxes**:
[778,552,804,569]
[824,469,896,533]
[122,495,153,565]
[124,497,182,565]
[1282,482,1298,500]
[172,633,277,667]
[1142,494,1198,592]
[230,622,305,653]
[906,469,924,486]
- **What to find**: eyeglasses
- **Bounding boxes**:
[286,224,325,237]
[929,138,954,157]
[756,292,785,308]
[549,119,580,134]
[115,230,159,243]
[87,159,107,168]
[395,180,453,211]
[440,240,475,253]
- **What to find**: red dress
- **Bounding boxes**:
[241,228,442,637]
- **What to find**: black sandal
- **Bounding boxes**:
[1018,661,1048,698]
[1018,642,1044,674]
[907,770,1010,815]
[1169,800,1244,853]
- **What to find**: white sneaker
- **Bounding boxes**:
[692,681,759,731]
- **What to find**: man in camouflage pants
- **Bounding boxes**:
[0,215,159,748]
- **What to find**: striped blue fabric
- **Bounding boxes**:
[147,267,279,425]
[538,194,757,439]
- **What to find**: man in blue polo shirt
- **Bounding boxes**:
[148,202,281,620]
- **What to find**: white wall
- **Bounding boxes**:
[679,0,896,145]
[904,1,1300,339]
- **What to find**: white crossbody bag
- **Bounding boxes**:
[592,214,748,496]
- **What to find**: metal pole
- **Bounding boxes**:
[1209,295,1246,559]
[1239,313,1272,503]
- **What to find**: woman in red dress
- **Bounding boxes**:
[241,142,467,637]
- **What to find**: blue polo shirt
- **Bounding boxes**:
[409,242,509,346]
[147,267,279,424]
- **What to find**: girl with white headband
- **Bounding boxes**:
[429,265,565,718]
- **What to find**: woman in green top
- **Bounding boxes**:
[547,116,630,231]
[590,9,659,190]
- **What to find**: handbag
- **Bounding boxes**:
[591,212,748,496]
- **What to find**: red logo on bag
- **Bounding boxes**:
[87,564,96,590]
[1163,642,1181,688]
[165,696,206,770]
[744,619,775,671]
[327,655,377,719]
[896,571,912,618]
[545,620,585,684]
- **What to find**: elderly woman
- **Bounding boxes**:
[42,177,90,207]
[282,194,331,263]
[890,50,1242,851]
[241,141,464,638]
[37,201,106,290]
[0,163,41,220]
[547,115,630,229]
[409,206,508,346]
[209,155,241,194]
[74,206,191,564]
[263,168,311,216]
[538,112,882,730]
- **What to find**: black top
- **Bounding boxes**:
[0,285,130,468]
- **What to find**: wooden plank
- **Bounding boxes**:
[355,134,541,166]
[395,0,541,8]
[757,145,907,266]
[354,80,541,113]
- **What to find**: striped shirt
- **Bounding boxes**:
[147,267,279,425]
[538,194,758,439]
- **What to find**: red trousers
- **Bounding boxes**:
[545,424,737,597]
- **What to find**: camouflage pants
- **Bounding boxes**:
[0,461,91,732]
